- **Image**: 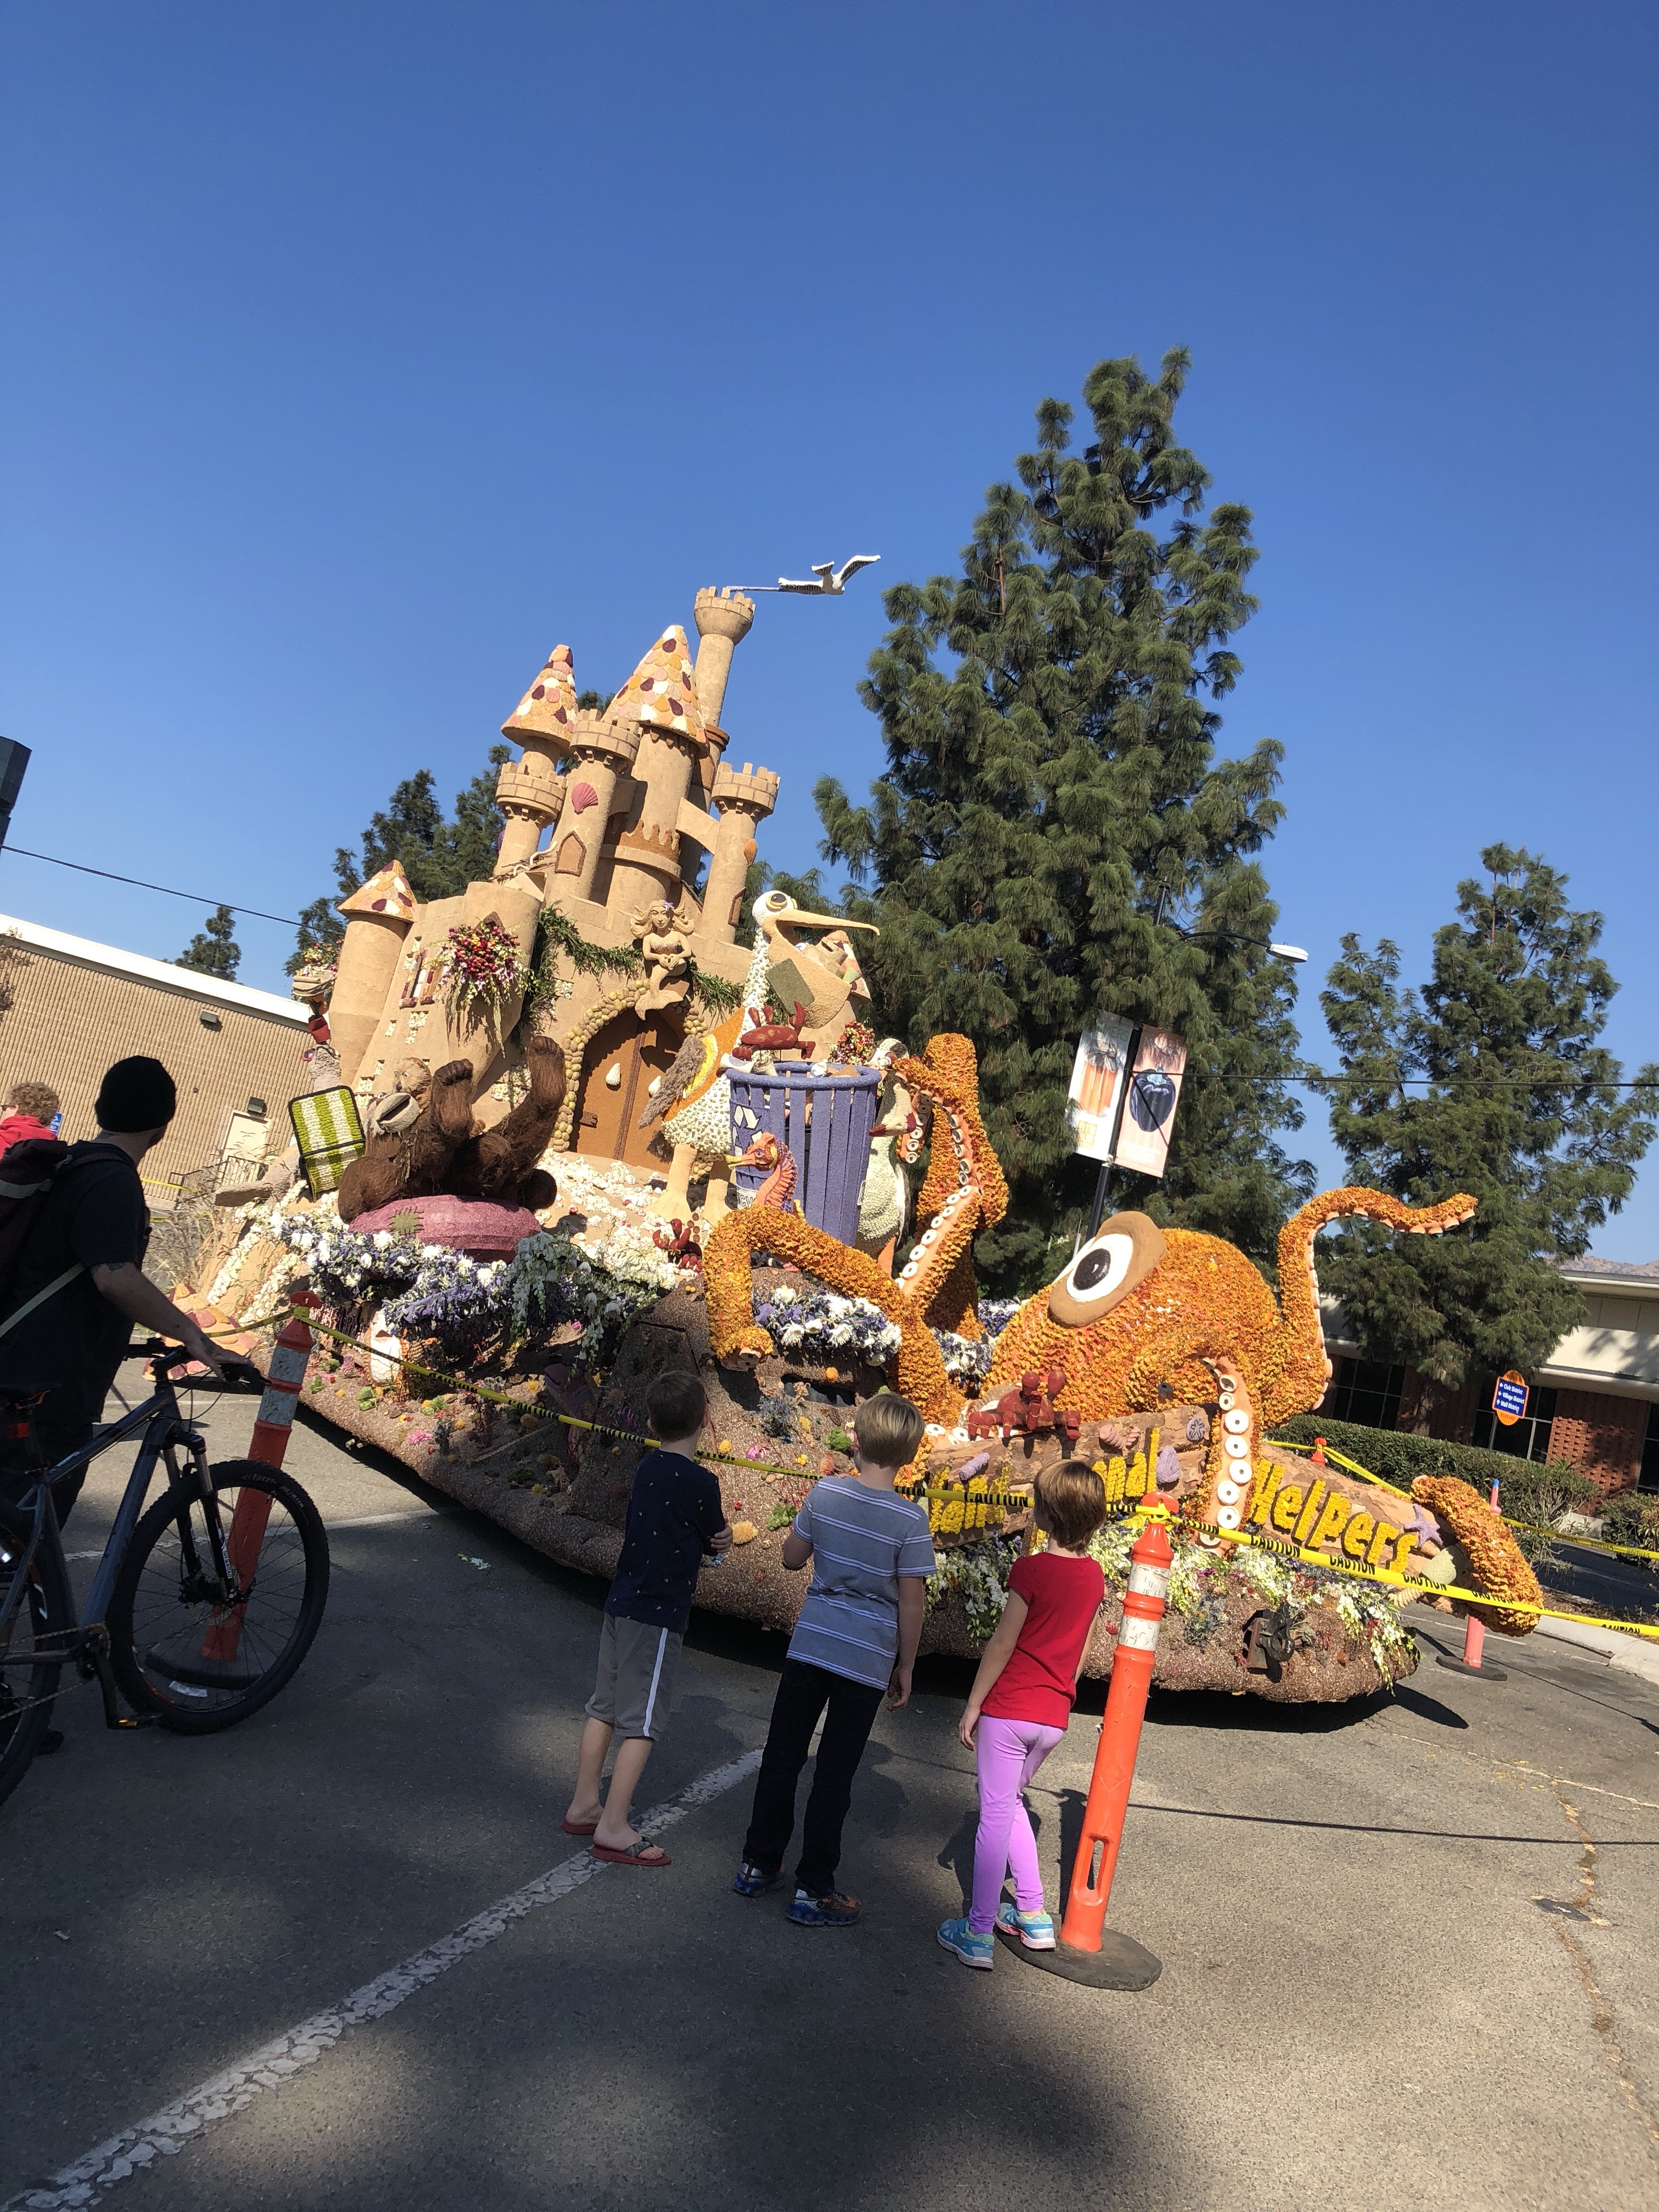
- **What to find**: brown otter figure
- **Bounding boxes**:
[447,1035,566,1210]
[337,1059,477,1222]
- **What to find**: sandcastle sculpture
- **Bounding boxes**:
[318,591,874,1203]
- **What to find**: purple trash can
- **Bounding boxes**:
[727,1062,881,1245]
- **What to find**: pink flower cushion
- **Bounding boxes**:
[349,1193,543,1258]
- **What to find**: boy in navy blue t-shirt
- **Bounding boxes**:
[564,1369,730,1866]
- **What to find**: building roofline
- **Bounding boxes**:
[0,912,310,1024]
[1557,1262,1659,1289]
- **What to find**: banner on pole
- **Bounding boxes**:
[1113,1026,1188,1180]
[1066,1015,1136,1163]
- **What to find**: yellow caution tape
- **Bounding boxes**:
[210,1311,1659,1638]
[1268,1440,1659,1565]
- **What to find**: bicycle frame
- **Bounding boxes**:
[0,1356,223,1681]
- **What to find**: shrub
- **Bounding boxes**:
[1273,1413,1528,1495]
[1599,1490,1659,1562]
[1274,1414,1598,1567]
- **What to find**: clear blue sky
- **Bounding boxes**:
[2,3,1655,1250]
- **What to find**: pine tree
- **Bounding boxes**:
[289,748,511,972]
[177,904,241,980]
[1318,843,1659,1402]
[810,351,1310,1290]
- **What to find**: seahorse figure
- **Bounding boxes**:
[737,1130,798,1211]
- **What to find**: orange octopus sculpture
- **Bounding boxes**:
[986,1189,1477,1541]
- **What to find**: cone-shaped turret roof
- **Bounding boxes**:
[608,624,703,742]
[338,860,416,922]
[502,643,579,748]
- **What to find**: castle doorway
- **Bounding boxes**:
[572,1009,682,1171]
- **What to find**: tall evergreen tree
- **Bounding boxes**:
[177,904,241,980]
[810,351,1310,1289]
[290,747,511,972]
[1318,843,1659,1402]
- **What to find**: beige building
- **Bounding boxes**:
[0,913,313,1191]
[1319,1256,1659,1500]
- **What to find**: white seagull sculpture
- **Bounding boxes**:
[777,554,881,595]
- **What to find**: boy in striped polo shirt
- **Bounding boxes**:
[732,1393,933,1925]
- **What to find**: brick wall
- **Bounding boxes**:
[0,933,312,1193]
[1546,1389,1647,1500]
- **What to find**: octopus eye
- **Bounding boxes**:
[1048,1211,1166,1327]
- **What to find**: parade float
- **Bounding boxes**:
[180,586,1542,1702]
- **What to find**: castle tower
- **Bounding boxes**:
[603,623,706,916]
[548,710,642,900]
[494,644,576,872]
[692,587,755,730]
[703,761,780,942]
[330,861,416,1085]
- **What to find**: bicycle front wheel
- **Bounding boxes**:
[108,1461,330,1734]
[0,1498,76,1808]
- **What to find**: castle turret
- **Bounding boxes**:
[703,760,780,941]
[495,644,576,872]
[549,710,641,901]
[603,624,706,916]
[330,861,416,1085]
[692,587,754,729]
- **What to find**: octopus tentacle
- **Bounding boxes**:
[1264,1186,1477,1424]
[702,1206,963,1423]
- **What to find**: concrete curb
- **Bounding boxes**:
[1532,1611,1659,1690]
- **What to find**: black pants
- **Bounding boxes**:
[742,1658,885,1897]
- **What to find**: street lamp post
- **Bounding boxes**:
[1081,926,1308,1237]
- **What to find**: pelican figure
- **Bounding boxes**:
[777,555,881,595]
[641,890,878,1220]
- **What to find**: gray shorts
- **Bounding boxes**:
[585,1613,682,1740]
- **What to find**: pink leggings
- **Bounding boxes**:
[969,1714,1066,1932]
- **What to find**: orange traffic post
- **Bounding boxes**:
[1003,1511,1168,1990]
[1436,1472,1509,1683]
[201,1297,317,1666]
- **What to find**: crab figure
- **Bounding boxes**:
[966,1368,1081,1444]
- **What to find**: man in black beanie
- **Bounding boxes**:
[0,1054,221,1527]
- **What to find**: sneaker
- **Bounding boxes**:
[937,1916,995,1970]
[786,1887,860,1927]
[731,1862,784,1897]
[994,1903,1056,1950]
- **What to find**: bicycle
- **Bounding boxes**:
[0,1340,330,1808]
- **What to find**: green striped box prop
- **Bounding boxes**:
[289,1086,365,1197]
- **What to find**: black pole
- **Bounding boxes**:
[1087,1159,1113,1240]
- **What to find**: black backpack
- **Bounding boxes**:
[0,1138,121,1342]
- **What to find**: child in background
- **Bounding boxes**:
[938,1457,1107,1968]
[563,1369,731,1866]
[732,1392,933,1927]
[0,1081,61,1156]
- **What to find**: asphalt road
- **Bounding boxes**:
[5,1361,1658,2212]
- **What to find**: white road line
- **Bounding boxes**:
[5,1746,763,2212]
[64,1511,443,1559]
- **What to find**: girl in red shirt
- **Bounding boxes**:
[939,1458,1107,1969]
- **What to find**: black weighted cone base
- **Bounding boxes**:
[1436,1654,1508,1681]
[995,1925,1161,1989]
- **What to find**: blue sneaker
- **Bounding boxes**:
[937,1916,995,1970]
[994,1903,1056,1950]
[786,1887,860,1927]
[731,1863,784,1897]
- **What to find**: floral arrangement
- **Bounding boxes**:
[753,1281,902,1365]
[444,916,527,1030]
[260,1205,684,1373]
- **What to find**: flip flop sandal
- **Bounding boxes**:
[560,1818,600,1836]
[589,1839,671,1867]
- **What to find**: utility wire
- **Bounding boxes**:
[2,847,303,928]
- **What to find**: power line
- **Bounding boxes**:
[2,847,304,929]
